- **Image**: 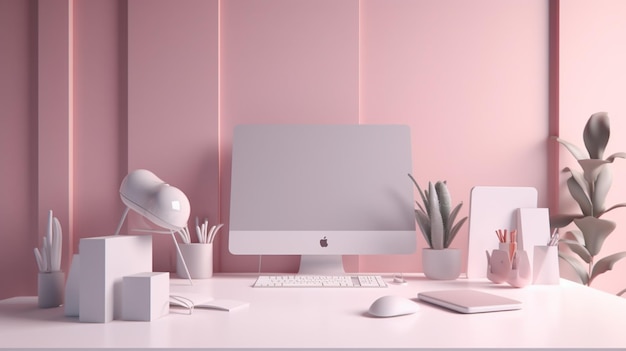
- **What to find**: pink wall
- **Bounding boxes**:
[127,0,219,272]
[359,0,549,272]
[1,0,625,299]
[0,0,39,299]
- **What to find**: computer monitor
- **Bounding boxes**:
[228,124,416,274]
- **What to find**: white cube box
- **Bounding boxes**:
[122,272,169,321]
[79,235,152,323]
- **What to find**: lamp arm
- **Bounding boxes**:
[113,207,130,236]
[170,230,193,286]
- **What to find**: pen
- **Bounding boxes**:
[548,228,559,246]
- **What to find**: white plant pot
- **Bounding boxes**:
[422,248,462,280]
[38,271,65,308]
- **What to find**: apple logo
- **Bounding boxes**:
[319,236,328,248]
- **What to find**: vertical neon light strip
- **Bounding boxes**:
[67,0,75,260]
[217,0,221,215]
[217,0,222,272]
[548,0,560,219]
[357,0,361,125]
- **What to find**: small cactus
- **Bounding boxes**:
[409,174,467,250]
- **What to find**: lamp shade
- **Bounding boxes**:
[119,169,190,231]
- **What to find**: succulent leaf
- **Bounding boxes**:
[428,182,444,250]
[583,112,610,159]
[409,174,466,250]
[408,174,429,214]
[446,216,467,248]
[447,202,463,231]
[415,209,432,248]
[436,181,451,225]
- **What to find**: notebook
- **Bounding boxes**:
[170,292,249,312]
[417,289,522,314]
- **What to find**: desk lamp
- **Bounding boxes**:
[113,169,193,284]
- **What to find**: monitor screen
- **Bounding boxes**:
[228,124,416,273]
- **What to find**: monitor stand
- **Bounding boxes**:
[298,255,345,275]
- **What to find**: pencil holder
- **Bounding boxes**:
[486,249,531,288]
[176,243,213,279]
[533,245,560,285]
[507,249,531,288]
[38,271,65,308]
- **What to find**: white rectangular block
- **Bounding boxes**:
[517,207,551,277]
[64,254,80,317]
[122,272,169,321]
[79,235,152,323]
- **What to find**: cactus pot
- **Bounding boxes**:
[422,248,462,280]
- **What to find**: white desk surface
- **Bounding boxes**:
[1,273,625,349]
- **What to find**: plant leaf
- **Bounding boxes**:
[563,167,590,199]
[578,159,610,186]
[415,209,431,248]
[446,216,467,248]
[590,251,626,284]
[573,217,616,256]
[447,202,463,232]
[428,182,444,250]
[583,112,610,159]
[602,203,626,215]
[408,174,428,213]
[550,213,582,228]
[560,239,592,263]
[556,137,589,160]
[605,152,626,162]
[559,252,590,285]
[592,166,612,215]
[566,175,592,216]
[563,229,585,244]
[435,181,451,234]
[415,201,426,215]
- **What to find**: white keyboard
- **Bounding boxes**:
[253,275,388,288]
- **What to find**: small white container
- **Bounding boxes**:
[38,271,65,308]
[533,245,560,285]
[177,243,213,279]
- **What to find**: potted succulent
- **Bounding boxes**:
[551,112,626,287]
[409,174,468,280]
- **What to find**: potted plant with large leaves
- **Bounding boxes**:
[409,174,467,280]
[551,112,626,287]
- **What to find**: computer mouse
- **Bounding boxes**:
[368,295,419,318]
